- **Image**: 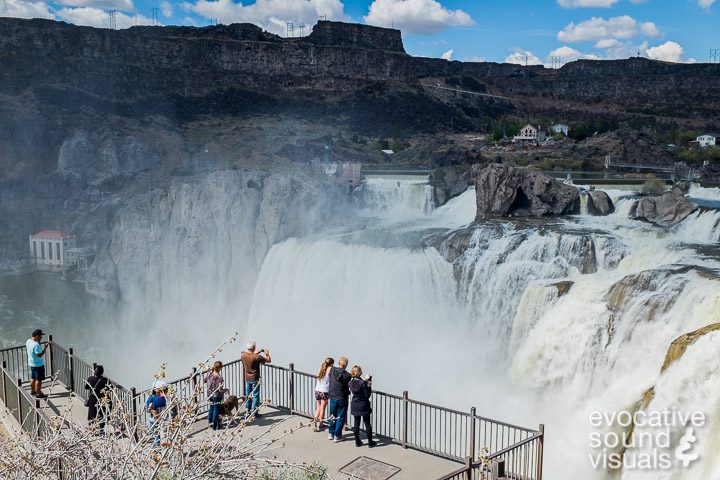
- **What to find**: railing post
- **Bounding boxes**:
[469,407,477,461]
[402,390,408,449]
[288,363,295,414]
[47,335,54,377]
[1,361,6,403]
[131,387,138,442]
[536,424,544,480]
[35,398,42,435]
[16,378,23,423]
[492,459,506,480]
[68,348,75,393]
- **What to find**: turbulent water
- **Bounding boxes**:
[2,176,720,479]
[246,182,720,479]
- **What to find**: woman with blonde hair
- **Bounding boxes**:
[313,357,334,431]
[349,365,375,447]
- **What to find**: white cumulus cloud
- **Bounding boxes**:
[548,45,600,63]
[557,0,645,6]
[0,0,54,19]
[645,41,685,63]
[698,0,715,10]
[505,48,542,66]
[184,0,346,36]
[364,0,474,35]
[55,0,134,11]
[57,6,152,29]
[557,15,660,43]
[160,0,172,18]
[441,48,453,60]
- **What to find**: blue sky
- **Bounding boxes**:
[2,0,718,64]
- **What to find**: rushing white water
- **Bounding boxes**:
[688,183,720,202]
[245,180,720,479]
[356,176,435,221]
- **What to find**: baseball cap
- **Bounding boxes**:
[32,329,44,337]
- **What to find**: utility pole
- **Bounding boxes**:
[299,24,305,36]
[151,7,159,26]
[109,10,117,30]
[550,56,561,69]
[710,48,720,63]
[286,22,294,38]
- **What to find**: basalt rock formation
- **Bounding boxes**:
[586,190,615,216]
[472,164,580,219]
[629,190,698,228]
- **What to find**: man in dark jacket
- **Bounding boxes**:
[327,356,351,442]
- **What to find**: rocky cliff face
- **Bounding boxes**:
[86,170,349,306]
[1,18,719,179]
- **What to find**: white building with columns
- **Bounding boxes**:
[29,230,75,269]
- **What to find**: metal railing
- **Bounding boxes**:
[1,360,50,438]
[0,339,545,480]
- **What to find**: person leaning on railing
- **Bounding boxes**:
[241,340,271,418]
[313,357,334,431]
[26,329,50,399]
[84,365,110,432]
[349,365,376,448]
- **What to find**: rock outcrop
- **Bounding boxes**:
[629,190,697,228]
[661,323,720,372]
[57,131,159,184]
[586,190,615,216]
[430,167,470,206]
[472,164,580,219]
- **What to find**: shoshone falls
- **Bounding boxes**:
[2,169,720,479]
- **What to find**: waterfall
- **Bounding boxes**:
[673,209,720,244]
[357,176,435,220]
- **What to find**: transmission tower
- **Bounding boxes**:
[109,10,117,30]
[151,7,159,26]
[710,48,720,63]
[550,56,562,69]
[299,24,305,36]
[286,22,294,38]
[319,14,327,21]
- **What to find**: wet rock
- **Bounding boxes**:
[629,190,697,228]
[552,280,574,297]
[472,164,580,220]
[586,190,615,216]
[661,323,720,372]
[430,167,470,207]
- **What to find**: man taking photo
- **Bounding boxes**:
[26,329,50,399]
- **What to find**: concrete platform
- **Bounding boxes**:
[5,383,462,479]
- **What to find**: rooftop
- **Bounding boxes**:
[31,230,74,239]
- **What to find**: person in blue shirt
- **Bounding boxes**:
[26,329,50,399]
[147,381,168,447]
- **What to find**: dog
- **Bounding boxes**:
[218,395,240,418]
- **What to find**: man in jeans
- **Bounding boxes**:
[26,329,50,399]
[327,356,351,442]
[241,340,271,417]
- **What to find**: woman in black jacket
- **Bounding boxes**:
[85,365,109,431]
[349,365,376,448]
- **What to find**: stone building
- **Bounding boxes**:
[29,230,75,269]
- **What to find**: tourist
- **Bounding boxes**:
[147,380,167,447]
[349,365,375,448]
[204,360,227,430]
[313,357,334,431]
[241,340,271,417]
[84,365,109,431]
[26,329,49,399]
[327,356,351,442]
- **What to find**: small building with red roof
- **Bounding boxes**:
[29,230,76,268]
